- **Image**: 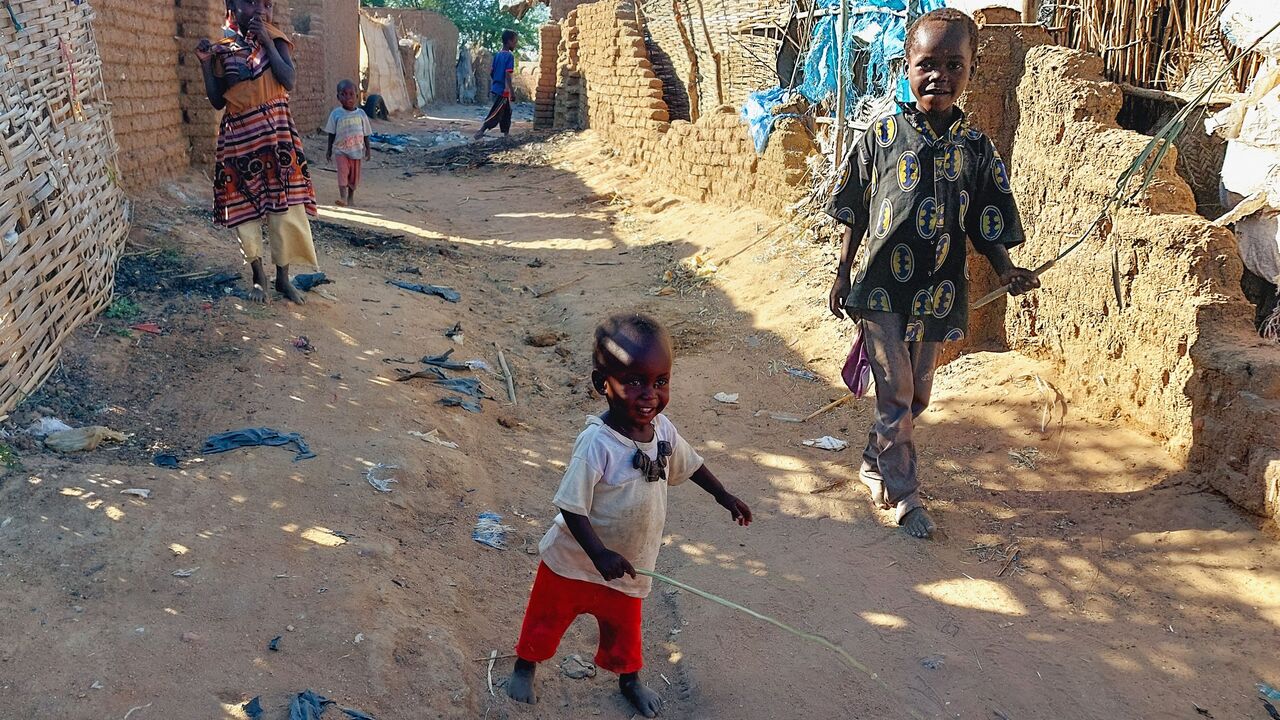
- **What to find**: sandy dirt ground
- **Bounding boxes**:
[0,106,1277,720]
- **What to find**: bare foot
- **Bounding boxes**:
[473,130,485,140]
[335,198,347,207]
[249,260,270,304]
[275,269,306,305]
[900,507,936,539]
[506,659,537,705]
[620,673,661,718]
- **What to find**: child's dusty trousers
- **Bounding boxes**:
[234,205,319,268]
[858,310,941,523]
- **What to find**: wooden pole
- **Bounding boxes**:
[832,0,850,169]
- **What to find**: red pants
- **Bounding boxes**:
[335,155,362,189]
[515,563,644,674]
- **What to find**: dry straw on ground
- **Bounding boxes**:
[0,0,129,416]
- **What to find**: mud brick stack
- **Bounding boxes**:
[535,24,561,129]
[547,0,811,215]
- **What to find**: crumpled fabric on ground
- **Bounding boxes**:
[202,427,316,462]
[293,272,331,291]
[388,278,461,303]
[288,690,376,720]
[441,395,482,413]
[421,349,469,370]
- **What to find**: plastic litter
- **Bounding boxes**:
[27,417,72,436]
[293,336,314,353]
[445,322,465,345]
[920,654,944,670]
[802,436,850,451]
[741,87,802,154]
[560,654,597,679]
[441,396,483,413]
[408,430,459,449]
[366,464,399,493]
[153,453,180,468]
[172,567,199,577]
[713,392,740,404]
[464,359,490,371]
[841,327,874,398]
[388,279,460,303]
[45,426,128,452]
[202,428,316,462]
[244,697,263,720]
[472,511,512,549]
[269,635,282,651]
[293,272,331,292]
[120,488,151,499]
[785,367,820,382]
[1261,683,1280,702]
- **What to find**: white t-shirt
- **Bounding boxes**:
[539,414,704,598]
[323,107,372,159]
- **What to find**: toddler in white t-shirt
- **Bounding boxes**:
[506,313,752,718]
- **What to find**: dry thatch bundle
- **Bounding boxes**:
[1049,0,1263,92]
[0,0,129,416]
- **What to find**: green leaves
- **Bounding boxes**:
[361,0,547,52]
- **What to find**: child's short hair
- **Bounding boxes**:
[337,79,356,95]
[501,29,518,46]
[593,313,670,375]
[905,8,979,60]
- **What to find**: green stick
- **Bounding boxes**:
[637,569,928,720]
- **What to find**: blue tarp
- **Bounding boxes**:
[743,0,945,152]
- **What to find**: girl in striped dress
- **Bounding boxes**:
[195,0,317,304]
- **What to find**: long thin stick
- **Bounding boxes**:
[975,16,1280,310]
[496,346,517,405]
[637,569,927,720]
[801,393,854,422]
[487,649,497,696]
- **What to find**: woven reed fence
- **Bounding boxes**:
[1049,0,1262,92]
[0,0,129,416]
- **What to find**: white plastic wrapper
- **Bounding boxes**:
[1220,0,1280,57]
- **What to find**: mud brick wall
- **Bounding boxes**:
[175,0,233,167]
[379,9,460,105]
[554,0,811,214]
[940,21,1052,363]
[1008,46,1280,522]
[93,0,188,188]
[534,23,561,128]
[290,32,328,133]
[292,0,360,100]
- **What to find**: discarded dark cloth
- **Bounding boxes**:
[244,697,263,720]
[435,377,485,399]
[153,453,180,468]
[421,349,469,371]
[202,428,316,462]
[288,690,377,720]
[441,396,482,413]
[388,279,460,303]
[395,367,447,382]
[294,272,331,291]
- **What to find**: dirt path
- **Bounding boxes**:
[0,110,1276,720]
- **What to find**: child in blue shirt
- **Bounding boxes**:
[475,30,517,139]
